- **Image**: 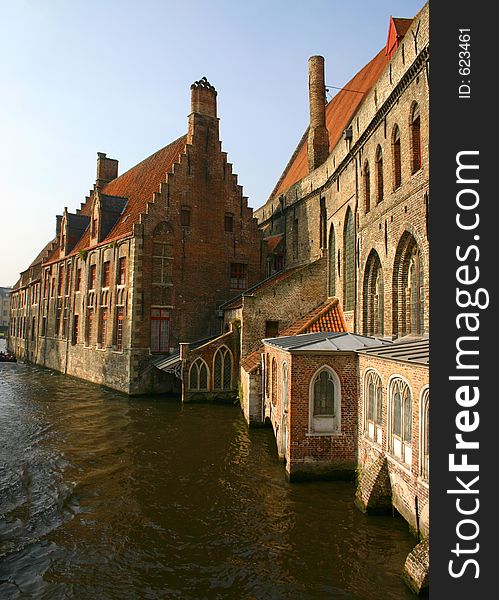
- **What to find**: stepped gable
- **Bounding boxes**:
[269,49,390,201]
[43,135,188,264]
[240,298,347,373]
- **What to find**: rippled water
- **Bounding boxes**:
[0,363,416,599]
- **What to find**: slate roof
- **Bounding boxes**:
[357,338,429,365]
[263,331,392,353]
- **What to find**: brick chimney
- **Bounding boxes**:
[96,152,119,190]
[188,77,219,144]
[307,55,329,172]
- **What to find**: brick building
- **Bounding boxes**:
[0,287,11,336]
[9,78,261,394]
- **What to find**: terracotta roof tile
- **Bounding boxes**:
[240,298,346,373]
[269,49,390,200]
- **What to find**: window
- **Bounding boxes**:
[420,387,429,479]
[411,103,422,173]
[393,125,402,189]
[181,208,191,227]
[224,214,234,232]
[363,250,384,337]
[309,367,341,434]
[292,219,299,259]
[31,317,36,341]
[98,308,108,346]
[389,377,412,464]
[86,308,94,345]
[364,370,383,444]
[375,145,384,203]
[265,321,279,338]
[282,363,288,412]
[115,307,124,351]
[320,197,327,249]
[102,261,111,288]
[188,358,209,391]
[392,233,424,337]
[89,264,97,290]
[58,265,64,296]
[213,346,233,390]
[230,263,247,290]
[150,308,170,353]
[271,357,277,406]
[273,254,284,272]
[72,314,79,345]
[41,316,47,337]
[152,223,174,285]
[364,161,371,213]
[118,257,126,285]
[328,225,336,296]
[343,208,355,310]
[75,268,82,292]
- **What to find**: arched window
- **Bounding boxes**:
[375,145,384,203]
[213,346,233,390]
[364,369,383,444]
[392,233,424,337]
[309,367,341,434]
[364,161,371,213]
[188,358,209,391]
[420,386,429,480]
[265,353,270,397]
[389,377,412,464]
[363,250,384,337]
[392,125,402,189]
[410,103,422,173]
[271,357,277,406]
[328,225,336,296]
[282,362,288,413]
[343,208,355,311]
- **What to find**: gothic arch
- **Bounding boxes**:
[392,231,425,338]
[363,249,384,337]
[343,207,355,311]
[328,224,336,296]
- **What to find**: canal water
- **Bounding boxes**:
[0,363,416,599]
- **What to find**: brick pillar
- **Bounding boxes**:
[307,55,329,172]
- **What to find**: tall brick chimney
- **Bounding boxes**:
[307,55,329,172]
[188,77,219,144]
[96,152,119,190]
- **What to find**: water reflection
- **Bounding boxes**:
[0,363,416,599]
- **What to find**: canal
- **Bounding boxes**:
[0,363,416,599]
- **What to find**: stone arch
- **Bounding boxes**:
[328,224,336,296]
[188,358,209,391]
[343,207,355,311]
[392,231,425,338]
[363,249,384,336]
[213,345,233,391]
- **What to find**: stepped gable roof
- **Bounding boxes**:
[43,135,188,263]
[268,48,390,201]
[240,298,347,373]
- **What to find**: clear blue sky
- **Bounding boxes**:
[0,0,425,287]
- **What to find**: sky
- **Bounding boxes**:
[0,0,425,287]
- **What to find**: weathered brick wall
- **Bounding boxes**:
[240,258,327,357]
[254,4,429,339]
[263,344,359,480]
[358,353,429,537]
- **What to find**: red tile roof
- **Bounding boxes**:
[45,135,188,264]
[268,49,390,201]
[240,298,347,373]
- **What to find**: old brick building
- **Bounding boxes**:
[9,78,261,394]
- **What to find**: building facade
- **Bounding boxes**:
[9,79,261,394]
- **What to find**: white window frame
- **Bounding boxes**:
[387,375,413,466]
[308,366,341,435]
[363,368,383,445]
